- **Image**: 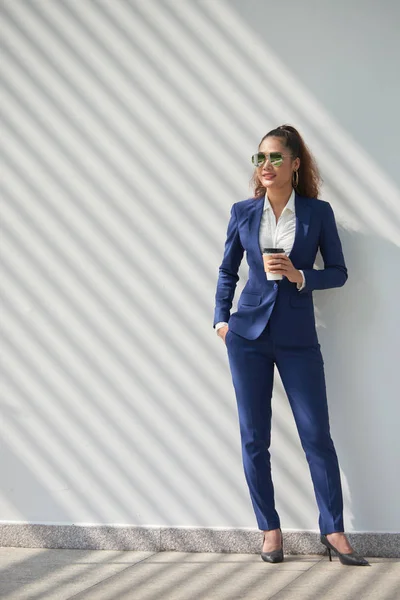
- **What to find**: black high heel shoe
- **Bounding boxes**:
[320,533,370,566]
[261,527,284,563]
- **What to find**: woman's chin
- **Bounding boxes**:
[262,179,277,187]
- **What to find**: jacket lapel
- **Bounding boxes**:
[248,196,264,268]
[290,192,311,263]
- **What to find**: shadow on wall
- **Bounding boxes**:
[313,227,400,531]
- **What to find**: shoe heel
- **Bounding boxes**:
[327,547,332,561]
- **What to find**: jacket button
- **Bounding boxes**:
[274,283,278,289]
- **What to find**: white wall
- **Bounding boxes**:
[1,0,399,534]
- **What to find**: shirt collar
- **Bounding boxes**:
[263,187,295,213]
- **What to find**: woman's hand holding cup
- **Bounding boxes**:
[263,249,303,285]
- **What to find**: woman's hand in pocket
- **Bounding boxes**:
[217,325,229,344]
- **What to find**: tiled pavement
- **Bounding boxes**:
[0,547,399,600]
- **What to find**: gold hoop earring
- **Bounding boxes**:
[292,170,299,188]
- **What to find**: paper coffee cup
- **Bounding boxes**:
[263,247,285,280]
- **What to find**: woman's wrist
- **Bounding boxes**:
[295,269,304,284]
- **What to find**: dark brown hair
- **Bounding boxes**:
[250,124,322,199]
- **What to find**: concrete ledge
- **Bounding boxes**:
[0,524,399,557]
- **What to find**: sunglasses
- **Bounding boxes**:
[251,152,288,167]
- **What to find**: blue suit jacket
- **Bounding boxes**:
[213,192,348,346]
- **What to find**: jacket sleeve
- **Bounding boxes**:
[299,201,348,293]
[213,203,244,327]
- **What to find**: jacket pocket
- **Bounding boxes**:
[240,293,262,306]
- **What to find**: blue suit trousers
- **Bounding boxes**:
[225,317,345,535]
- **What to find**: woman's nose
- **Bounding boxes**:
[261,156,272,167]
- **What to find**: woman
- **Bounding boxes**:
[213,125,369,566]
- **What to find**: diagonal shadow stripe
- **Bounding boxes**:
[1,240,252,521]
[2,2,240,224]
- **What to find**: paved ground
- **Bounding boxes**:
[0,548,399,600]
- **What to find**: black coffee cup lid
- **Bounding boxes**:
[263,248,285,254]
